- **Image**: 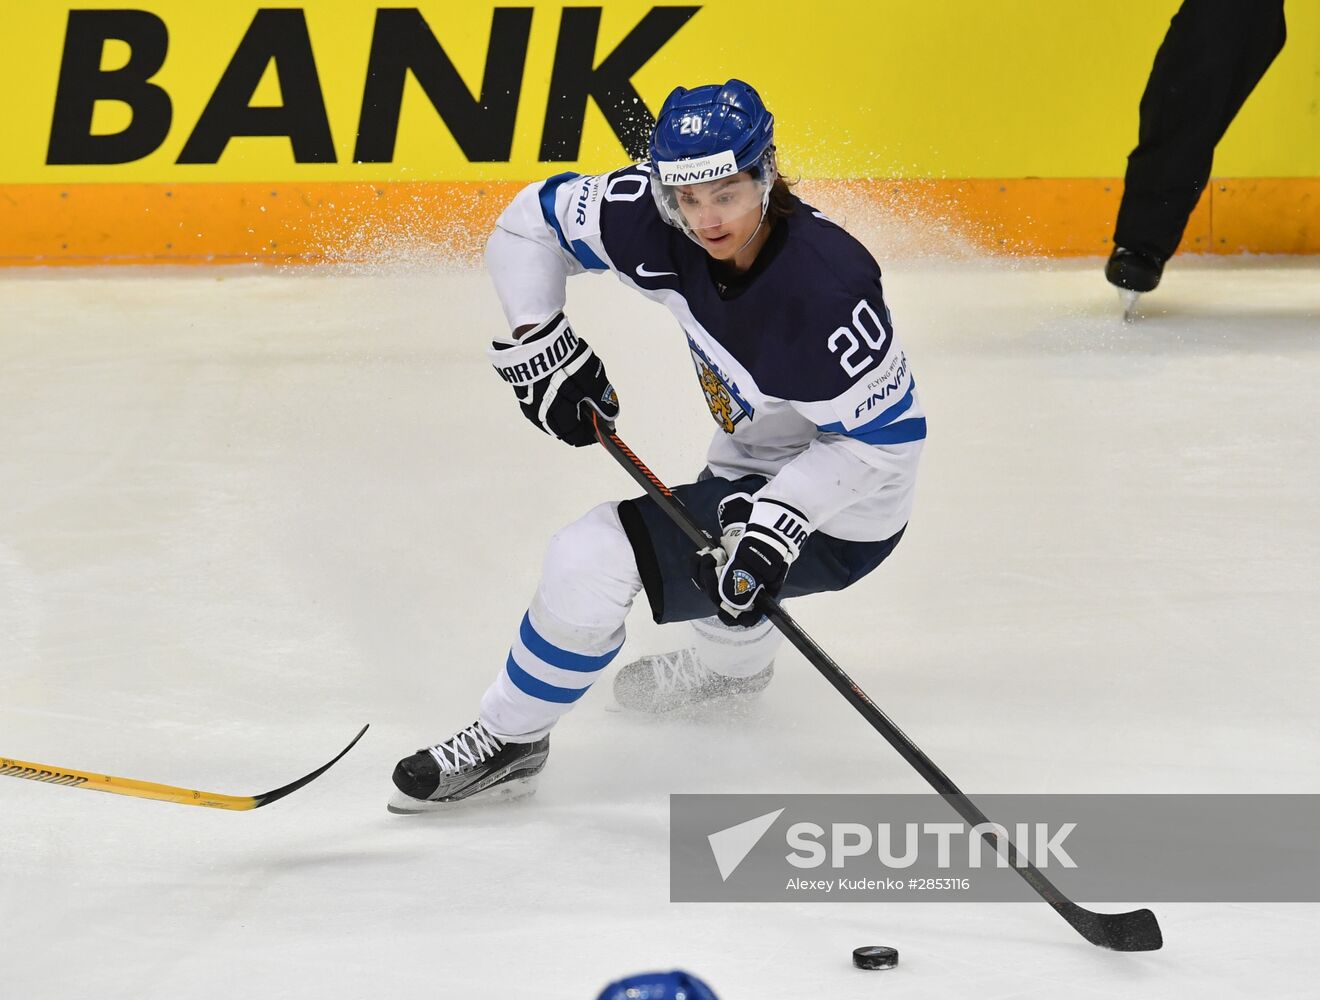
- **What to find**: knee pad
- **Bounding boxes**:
[535,502,642,635]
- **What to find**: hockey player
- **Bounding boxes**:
[389,80,925,813]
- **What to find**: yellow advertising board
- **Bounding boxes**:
[1,1,1317,262]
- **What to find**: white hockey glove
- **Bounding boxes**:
[698,493,811,627]
[488,313,620,447]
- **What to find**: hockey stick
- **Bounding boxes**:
[592,413,1162,952]
[0,724,369,811]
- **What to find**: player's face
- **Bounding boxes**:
[674,172,766,262]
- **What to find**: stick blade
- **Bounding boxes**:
[251,724,369,809]
[1076,906,1163,951]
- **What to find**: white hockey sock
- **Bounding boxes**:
[689,614,783,679]
[480,502,641,741]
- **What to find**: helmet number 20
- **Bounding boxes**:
[678,114,704,136]
[827,299,893,377]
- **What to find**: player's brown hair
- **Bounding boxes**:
[766,175,797,223]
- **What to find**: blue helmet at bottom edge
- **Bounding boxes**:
[595,969,720,1000]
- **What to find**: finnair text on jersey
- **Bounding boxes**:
[853,355,909,418]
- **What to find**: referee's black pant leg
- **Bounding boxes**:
[1114,0,1286,261]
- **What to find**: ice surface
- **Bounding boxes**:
[1,254,1317,999]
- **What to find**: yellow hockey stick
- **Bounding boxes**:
[1,724,368,810]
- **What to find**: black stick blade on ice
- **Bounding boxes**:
[251,724,370,809]
[1071,904,1164,952]
[1,725,369,811]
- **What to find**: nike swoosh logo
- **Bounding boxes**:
[636,263,677,278]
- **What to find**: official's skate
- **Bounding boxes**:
[388,720,549,814]
[1105,246,1165,321]
[612,648,774,713]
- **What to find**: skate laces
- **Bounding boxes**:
[651,648,713,694]
[426,722,504,774]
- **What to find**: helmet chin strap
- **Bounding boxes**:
[728,215,766,260]
[728,188,773,260]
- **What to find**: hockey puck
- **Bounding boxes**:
[852,946,898,970]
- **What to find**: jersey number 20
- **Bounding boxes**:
[828,299,892,377]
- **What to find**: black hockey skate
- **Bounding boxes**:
[388,720,548,814]
[1106,246,1165,292]
[1105,246,1166,320]
[612,648,774,713]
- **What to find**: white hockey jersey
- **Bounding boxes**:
[484,164,924,542]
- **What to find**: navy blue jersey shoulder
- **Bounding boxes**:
[597,165,682,276]
[596,172,892,404]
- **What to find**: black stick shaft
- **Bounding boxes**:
[592,414,1161,951]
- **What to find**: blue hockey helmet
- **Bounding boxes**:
[647,79,778,241]
[649,79,775,173]
[595,970,720,1000]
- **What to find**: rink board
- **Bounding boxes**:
[3,176,1317,265]
[1,0,1317,261]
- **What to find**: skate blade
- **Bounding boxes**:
[611,687,770,717]
[386,773,540,814]
[1119,289,1141,322]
